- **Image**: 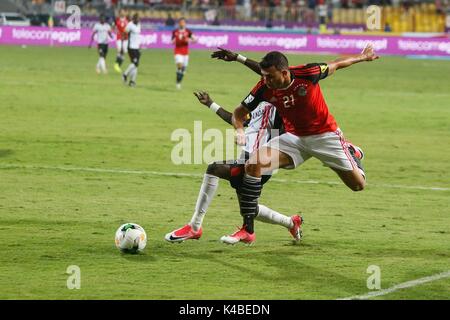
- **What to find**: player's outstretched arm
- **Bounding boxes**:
[211,47,262,76]
[327,43,379,76]
[232,105,250,146]
[193,91,232,125]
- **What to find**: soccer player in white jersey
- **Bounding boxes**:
[122,14,141,87]
[165,91,303,244]
[89,15,113,74]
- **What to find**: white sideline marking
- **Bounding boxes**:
[338,270,450,300]
[1,164,449,192]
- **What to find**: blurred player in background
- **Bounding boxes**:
[172,18,195,89]
[113,9,129,73]
[122,14,141,87]
[89,14,113,74]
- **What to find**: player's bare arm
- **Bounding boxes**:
[88,31,96,48]
[327,43,379,76]
[211,47,261,76]
[193,91,232,125]
[232,105,250,146]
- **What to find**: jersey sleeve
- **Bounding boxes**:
[241,80,265,111]
[125,23,131,33]
[188,29,193,38]
[171,30,176,40]
[291,63,329,84]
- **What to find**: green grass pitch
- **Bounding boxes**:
[0,45,449,299]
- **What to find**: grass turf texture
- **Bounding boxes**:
[0,46,449,299]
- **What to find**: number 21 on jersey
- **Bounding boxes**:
[283,94,295,108]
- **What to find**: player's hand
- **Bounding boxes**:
[193,91,213,107]
[235,129,246,146]
[361,44,379,61]
[211,47,238,62]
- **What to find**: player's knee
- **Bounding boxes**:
[206,162,220,176]
[351,180,365,192]
[244,162,260,176]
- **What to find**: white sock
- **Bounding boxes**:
[100,57,106,73]
[256,204,293,229]
[189,174,219,231]
[130,67,138,82]
[96,58,102,71]
[124,63,135,76]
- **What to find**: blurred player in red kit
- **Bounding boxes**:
[172,17,196,89]
[113,9,129,73]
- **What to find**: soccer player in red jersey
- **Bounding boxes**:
[113,9,129,73]
[211,45,379,244]
[172,17,196,89]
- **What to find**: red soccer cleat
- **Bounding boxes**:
[220,225,255,245]
[165,224,202,243]
[289,215,304,242]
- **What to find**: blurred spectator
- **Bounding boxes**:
[384,22,392,32]
[212,15,221,25]
[352,0,364,9]
[317,0,327,25]
[243,0,251,19]
[165,13,175,26]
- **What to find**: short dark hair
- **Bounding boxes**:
[259,51,289,71]
[179,17,186,22]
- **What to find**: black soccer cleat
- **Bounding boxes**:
[129,81,136,88]
[122,73,127,84]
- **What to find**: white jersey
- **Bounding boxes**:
[93,22,111,44]
[243,101,277,154]
[125,22,141,49]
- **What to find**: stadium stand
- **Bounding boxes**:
[9,0,450,32]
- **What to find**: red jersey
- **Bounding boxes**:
[115,17,129,40]
[242,63,337,136]
[172,28,193,55]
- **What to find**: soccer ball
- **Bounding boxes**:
[115,223,147,254]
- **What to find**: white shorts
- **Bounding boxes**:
[264,129,358,171]
[116,40,128,54]
[174,54,189,67]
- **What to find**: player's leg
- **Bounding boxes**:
[96,44,105,74]
[188,161,236,231]
[101,44,108,73]
[332,168,365,191]
[175,55,184,89]
[306,129,366,191]
[165,161,238,243]
[221,133,309,244]
[121,40,128,69]
[123,49,139,86]
[179,55,188,83]
[122,50,133,83]
[255,204,304,242]
[128,49,140,87]
[221,147,299,245]
[114,40,123,73]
